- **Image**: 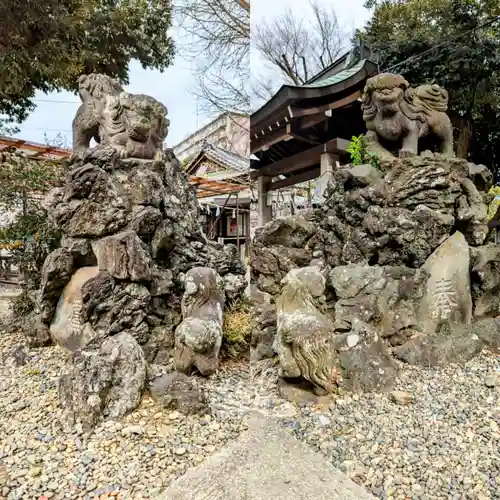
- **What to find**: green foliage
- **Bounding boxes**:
[487,185,500,220]
[25,368,41,376]
[0,0,175,123]
[0,151,64,292]
[347,134,381,169]
[181,156,194,169]
[0,150,66,207]
[222,297,253,359]
[10,290,35,318]
[359,0,500,168]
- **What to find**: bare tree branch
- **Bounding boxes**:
[252,0,349,108]
[176,0,250,116]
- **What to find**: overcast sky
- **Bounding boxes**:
[14,0,371,149]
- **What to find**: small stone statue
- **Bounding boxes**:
[361,73,454,159]
[275,266,337,396]
[72,73,169,160]
[174,267,224,376]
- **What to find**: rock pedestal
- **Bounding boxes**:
[250,153,500,394]
[36,73,246,426]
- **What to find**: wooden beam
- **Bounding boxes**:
[268,167,321,191]
[250,138,350,179]
[286,122,321,146]
[251,127,292,154]
[289,90,362,119]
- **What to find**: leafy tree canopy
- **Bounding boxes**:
[0,0,175,127]
[360,0,500,169]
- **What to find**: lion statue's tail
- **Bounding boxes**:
[411,84,449,114]
[283,329,335,396]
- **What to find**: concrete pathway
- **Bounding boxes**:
[163,412,375,500]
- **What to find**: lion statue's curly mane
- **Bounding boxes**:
[275,267,338,396]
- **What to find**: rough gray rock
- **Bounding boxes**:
[329,264,428,341]
[392,325,486,366]
[59,332,147,429]
[250,304,277,362]
[468,163,493,192]
[471,317,500,353]
[81,271,151,346]
[345,164,382,187]
[92,230,152,282]
[57,164,129,238]
[249,153,497,399]
[251,215,317,296]
[335,319,398,392]
[317,155,486,268]
[222,273,248,302]
[149,372,209,415]
[470,244,500,318]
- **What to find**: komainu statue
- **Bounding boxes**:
[174,267,224,376]
[72,73,170,160]
[275,267,338,396]
[361,73,454,159]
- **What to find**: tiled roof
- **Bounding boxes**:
[300,59,367,88]
[186,141,250,175]
[201,141,249,171]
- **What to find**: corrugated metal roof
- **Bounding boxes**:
[300,59,367,88]
[0,135,71,159]
[188,176,248,199]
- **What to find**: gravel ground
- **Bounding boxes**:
[267,353,500,500]
[1,285,499,500]
[0,329,258,499]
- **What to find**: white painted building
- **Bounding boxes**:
[172,112,249,163]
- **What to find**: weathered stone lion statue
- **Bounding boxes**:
[275,266,338,396]
[174,267,225,376]
[72,73,169,160]
[361,73,454,159]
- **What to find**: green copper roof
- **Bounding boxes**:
[301,59,367,88]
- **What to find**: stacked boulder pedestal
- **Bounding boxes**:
[36,151,245,428]
[250,154,500,400]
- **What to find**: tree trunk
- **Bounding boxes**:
[451,113,473,160]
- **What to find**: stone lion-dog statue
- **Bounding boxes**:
[361,73,454,159]
[72,73,170,160]
[275,266,338,396]
[174,267,224,376]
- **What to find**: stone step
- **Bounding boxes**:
[162,412,376,500]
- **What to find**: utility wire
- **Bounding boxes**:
[383,15,500,73]
[33,99,79,104]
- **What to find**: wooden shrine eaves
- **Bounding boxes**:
[250,138,350,179]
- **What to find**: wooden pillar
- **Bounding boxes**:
[319,153,338,198]
[257,175,272,226]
